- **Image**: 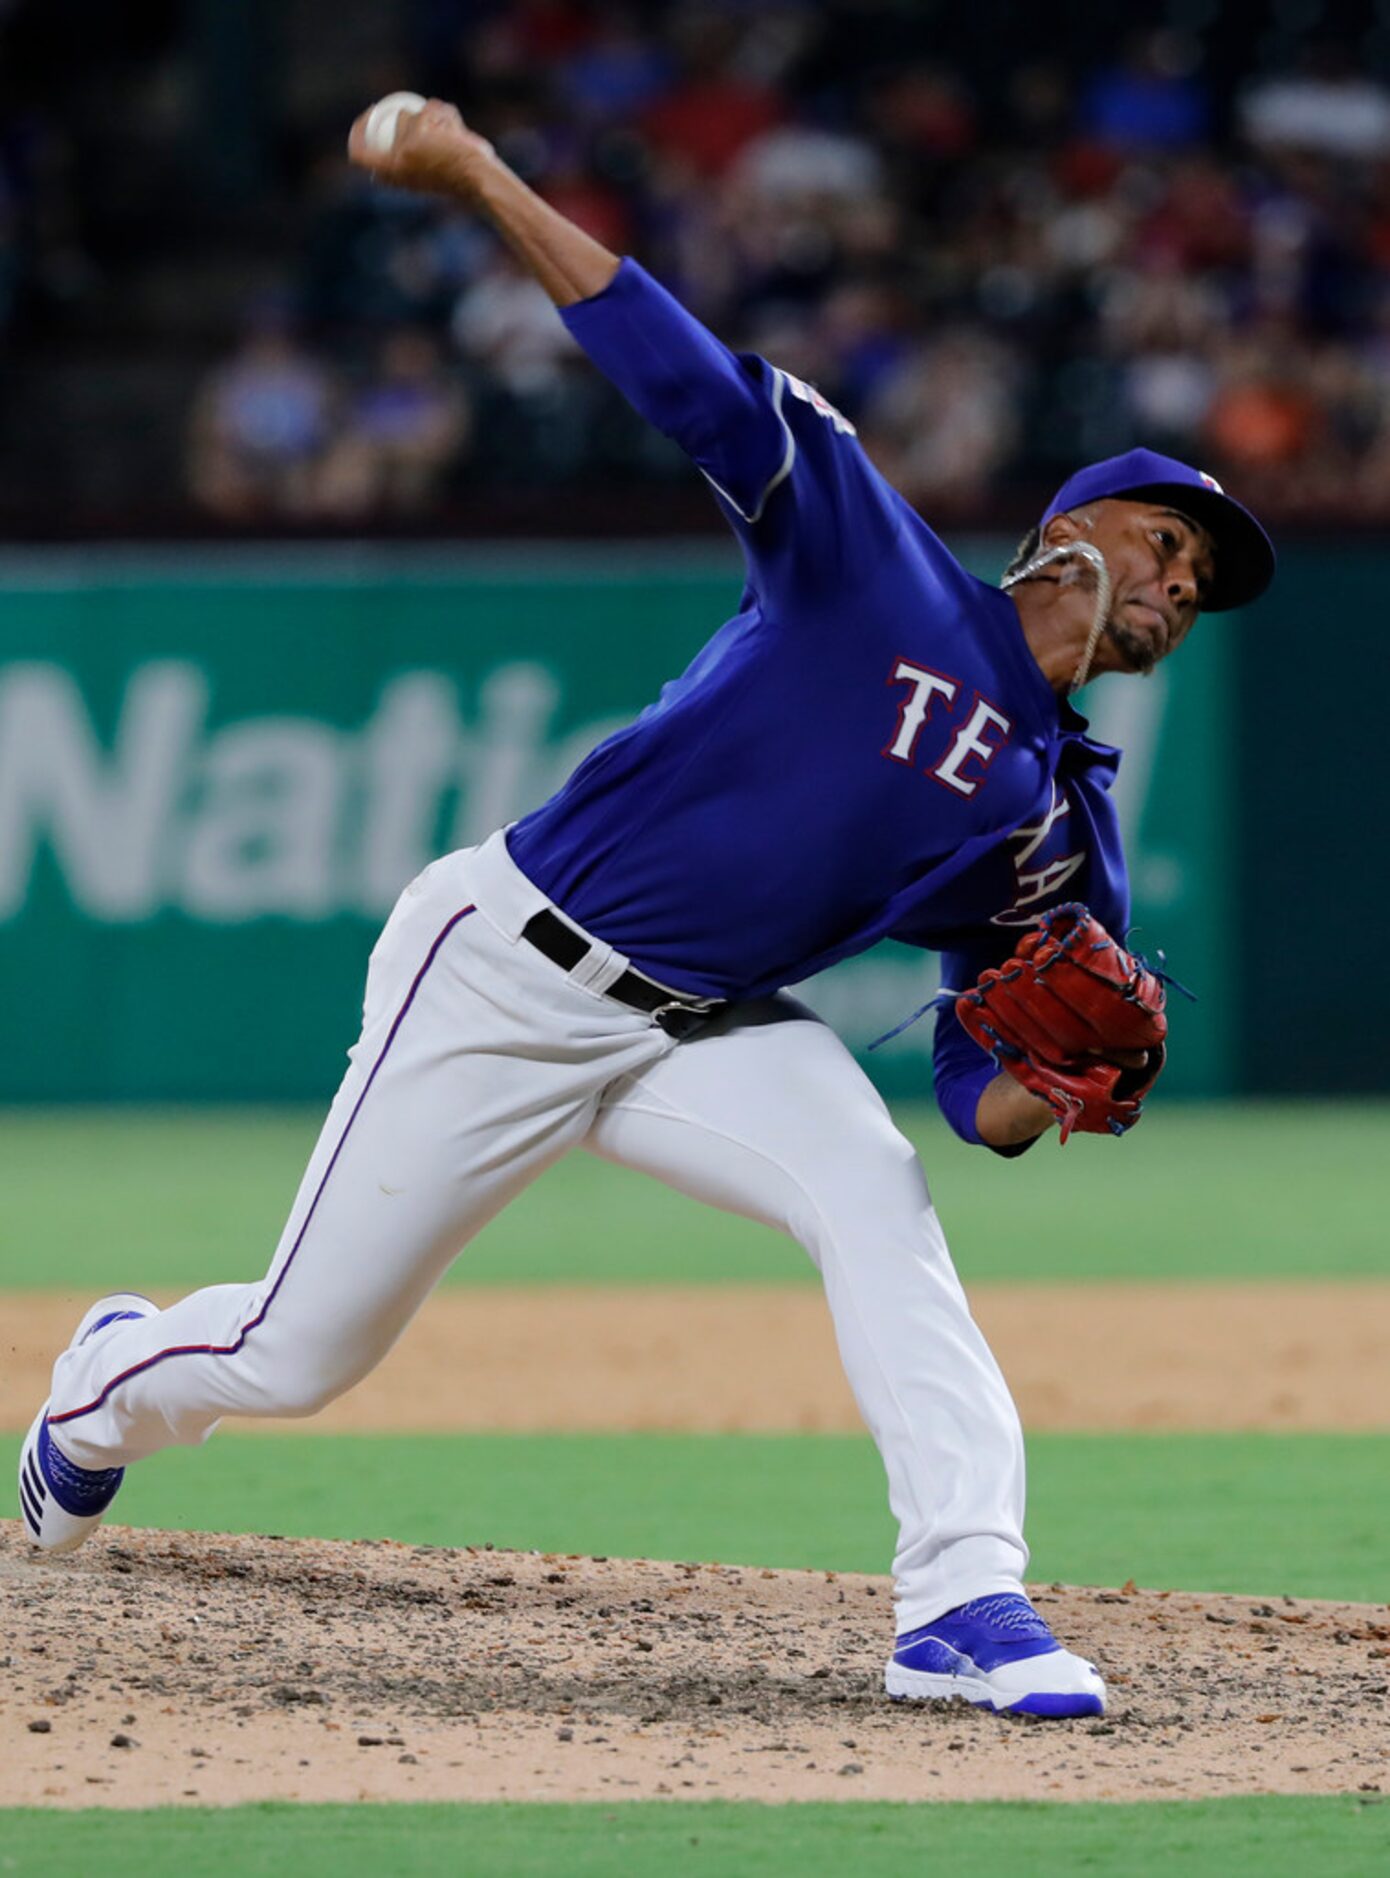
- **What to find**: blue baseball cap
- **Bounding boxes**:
[1041,447,1275,612]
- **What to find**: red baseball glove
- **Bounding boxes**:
[956,904,1169,1143]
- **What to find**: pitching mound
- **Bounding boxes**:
[3,1523,1387,1807]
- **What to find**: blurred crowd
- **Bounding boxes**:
[9,1,1390,530]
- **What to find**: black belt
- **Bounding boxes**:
[521,908,724,1039]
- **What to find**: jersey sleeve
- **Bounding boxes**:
[933,944,1040,1159]
[561,259,901,593]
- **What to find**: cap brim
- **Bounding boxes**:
[1115,482,1275,612]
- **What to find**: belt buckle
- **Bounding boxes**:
[650,996,719,1039]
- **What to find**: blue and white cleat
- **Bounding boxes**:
[885,1592,1106,1718]
[18,1293,159,1554]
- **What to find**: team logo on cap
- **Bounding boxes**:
[1198,471,1224,492]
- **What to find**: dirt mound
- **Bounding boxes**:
[3,1523,1387,1807]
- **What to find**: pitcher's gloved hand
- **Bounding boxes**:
[956,904,1168,1143]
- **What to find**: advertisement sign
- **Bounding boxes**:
[0,546,1229,1100]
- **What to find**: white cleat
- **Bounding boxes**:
[18,1293,159,1554]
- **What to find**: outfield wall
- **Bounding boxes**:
[0,539,1373,1102]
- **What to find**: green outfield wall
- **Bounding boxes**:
[0,536,1348,1104]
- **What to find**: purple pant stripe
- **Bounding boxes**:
[50,905,477,1428]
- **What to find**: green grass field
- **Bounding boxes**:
[3,1427,1384,1601]
[3,1100,1385,1872]
[0,1100,1384,1288]
[4,1798,1388,1878]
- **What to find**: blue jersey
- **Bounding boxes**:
[507,261,1130,1146]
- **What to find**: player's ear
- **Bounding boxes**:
[1041,511,1084,549]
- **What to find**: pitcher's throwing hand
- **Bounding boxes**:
[348,96,497,199]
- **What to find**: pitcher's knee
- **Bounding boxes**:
[790,1131,928,1231]
[233,1335,365,1419]
[259,1371,350,1420]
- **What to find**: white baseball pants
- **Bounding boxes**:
[48,830,1028,1631]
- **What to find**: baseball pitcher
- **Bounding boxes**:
[19,100,1275,1720]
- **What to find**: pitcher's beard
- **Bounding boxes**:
[1104,616,1159,676]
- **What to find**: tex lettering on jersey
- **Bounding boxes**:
[882,657,1014,799]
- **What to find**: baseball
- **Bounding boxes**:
[363,91,428,155]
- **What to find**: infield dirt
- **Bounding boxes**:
[4,1281,1389,1434]
[3,1525,1389,1807]
[6,1282,1387,1807]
